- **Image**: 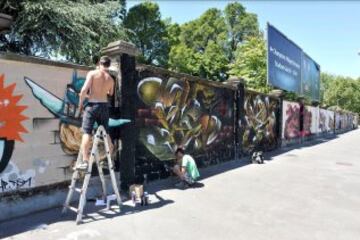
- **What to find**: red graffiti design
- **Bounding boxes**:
[0,74,28,142]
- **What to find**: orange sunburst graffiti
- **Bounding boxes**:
[0,74,28,142]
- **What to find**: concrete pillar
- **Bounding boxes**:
[102,40,138,190]
[269,90,284,148]
[102,41,138,108]
[0,13,13,34]
[228,76,245,160]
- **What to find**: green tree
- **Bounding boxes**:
[163,19,180,47]
[201,40,228,80]
[224,2,259,62]
[168,8,228,81]
[168,3,259,81]
[0,0,127,65]
[124,2,169,66]
[228,35,269,92]
[321,73,360,114]
[168,43,201,75]
[180,8,227,53]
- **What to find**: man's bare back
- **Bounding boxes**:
[86,69,114,102]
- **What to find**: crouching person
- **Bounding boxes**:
[172,148,200,187]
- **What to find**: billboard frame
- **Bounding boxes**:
[266,22,320,101]
[266,22,303,93]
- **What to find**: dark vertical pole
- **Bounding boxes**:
[269,89,284,148]
[102,41,139,191]
[233,89,237,160]
[119,53,137,190]
[236,81,245,159]
[276,95,283,148]
[299,98,304,143]
[234,89,240,160]
[334,111,337,135]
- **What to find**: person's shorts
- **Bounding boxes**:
[81,102,109,134]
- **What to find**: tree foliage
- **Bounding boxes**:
[224,2,259,62]
[124,1,169,66]
[168,3,259,81]
[321,73,360,114]
[0,0,127,65]
[228,35,268,92]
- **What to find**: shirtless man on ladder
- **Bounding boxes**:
[76,56,114,170]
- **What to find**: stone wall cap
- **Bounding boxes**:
[0,52,92,70]
[0,13,13,31]
[102,40,139,57]
[136,64,237,91]
[268,89,284,97]
[0,13,13,20]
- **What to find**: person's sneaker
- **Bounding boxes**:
[185,180,195,187]
[174,181,189,188]
[76,161,89,171]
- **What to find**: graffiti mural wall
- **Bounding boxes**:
[0,56,93,193]
[25,72,126,157]
[0,73,31,192]
[239,90,278,154]
[0,74,28,172]
[1,54,358,195]
[282,100,301,140]
[318,109,335,133]
[303,106,319,137]
[134,67,235,181]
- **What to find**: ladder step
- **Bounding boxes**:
[69,186,83,193]
[64,205,79,213]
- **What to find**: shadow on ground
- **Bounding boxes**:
[0,191,175,238]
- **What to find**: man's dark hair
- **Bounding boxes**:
[99,56,111,68]
[175,147,185,155]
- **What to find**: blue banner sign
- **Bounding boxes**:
[267,23,302,94]
[302,52,320,101]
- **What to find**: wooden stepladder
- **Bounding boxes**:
[62,125,122,224]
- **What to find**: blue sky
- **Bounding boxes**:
[127,1,360,79]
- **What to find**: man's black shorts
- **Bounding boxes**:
[81,102,109,134]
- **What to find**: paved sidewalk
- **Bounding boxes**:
[1,129,360,240]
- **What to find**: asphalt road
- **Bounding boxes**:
[1,129,360,240]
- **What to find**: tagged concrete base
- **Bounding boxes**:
[0,175,120,222]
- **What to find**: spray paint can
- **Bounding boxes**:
[144,192,149,206]
[131,191,136,206]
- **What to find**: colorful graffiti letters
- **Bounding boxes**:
[239,92,278,153]
[136,76,234,160]
[282,101,300,140]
